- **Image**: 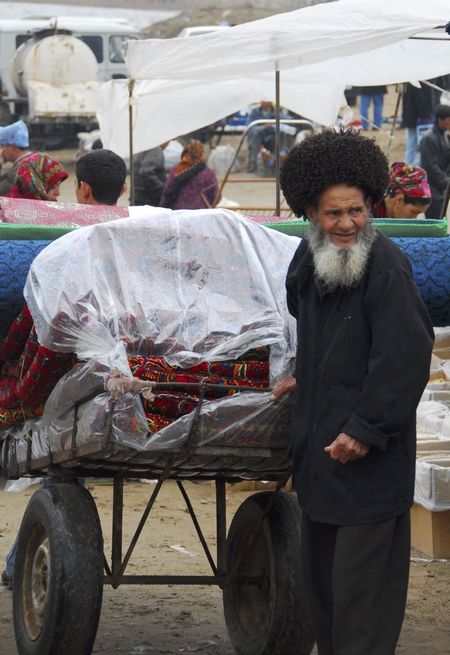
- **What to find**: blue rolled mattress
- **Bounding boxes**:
[392,237,450,327]
[0,236,449,341]
[0,240,50,337]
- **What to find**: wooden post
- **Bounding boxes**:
[128,78,135,206]
[386,84,403,158]
[275,69,281,216]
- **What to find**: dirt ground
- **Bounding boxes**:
[0,479,448,655]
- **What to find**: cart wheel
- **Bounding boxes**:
[13,482,104,655]
[223,491,314,655]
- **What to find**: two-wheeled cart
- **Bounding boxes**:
[2,386,314,655]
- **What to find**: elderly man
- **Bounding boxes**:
[273,128,434,655]
[0,120,32,195]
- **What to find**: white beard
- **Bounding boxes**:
[306,220,376,291]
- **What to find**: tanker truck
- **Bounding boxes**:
[0,17,138,146]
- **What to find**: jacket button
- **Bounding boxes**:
[313,422,317,429]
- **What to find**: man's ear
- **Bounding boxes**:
[119,183,126,198]
[79,180,92,201]
[304,207,316,222]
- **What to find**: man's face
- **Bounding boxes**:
[307,184,370,247]
[438,116,450,132]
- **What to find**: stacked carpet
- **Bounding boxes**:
[0,305,271,436]
[129,347,270,435]
[0,307,74,429]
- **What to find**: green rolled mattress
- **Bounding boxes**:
[253,216,448,238]
[0,223,75,241]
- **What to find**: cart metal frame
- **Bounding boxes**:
[2,384,291,590]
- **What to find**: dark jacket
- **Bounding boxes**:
[401,84,434,129]
[286,232,434,526]
[133,147,166,206]
[420,124,450,217]
[357,85,387,96]
[420,124,450,194]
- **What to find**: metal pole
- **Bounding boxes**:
[439,177,450,219]
[386,84,403,158]
[275,69,281,216]
[111,475,124,589]
[216,478,227,588]
[128,78,135,206]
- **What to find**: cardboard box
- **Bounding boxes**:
[410,503,450,558]
[416,439,450,456]
[415,457,450,510]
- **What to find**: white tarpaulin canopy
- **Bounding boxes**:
[98,0,450,156]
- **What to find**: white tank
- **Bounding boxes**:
[10,33,98,97]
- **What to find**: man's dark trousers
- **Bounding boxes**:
[301,511,410,655]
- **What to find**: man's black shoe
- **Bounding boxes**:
[1,570,12,590]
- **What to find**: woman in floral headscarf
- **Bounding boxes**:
[373,161,431,218]
[160,139,220,210]
[6,152,68,201]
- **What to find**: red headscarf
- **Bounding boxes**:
[8,153,68,200]
[387,162,431,199]
[174,140,205,176]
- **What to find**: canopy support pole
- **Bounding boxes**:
[440,177,450,219]
[275,69,281,216]
[128,78,135,206]
[386,84,403,158]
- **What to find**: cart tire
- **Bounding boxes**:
[13,482,104,655]
[223,491,314,655]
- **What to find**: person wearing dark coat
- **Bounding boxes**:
[401,82,434,165]
[133,144,168,206]
[419,103,450,218]
[273,128,434,655]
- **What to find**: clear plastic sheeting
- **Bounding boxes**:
[22,209,299,458]
[24,390,293,460]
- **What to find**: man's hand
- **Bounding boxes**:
[324,432,369,464]
[271,376,297,399]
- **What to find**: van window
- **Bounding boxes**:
[79,35,103,63]
[109,34,136,63]
[16,34,31,48]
